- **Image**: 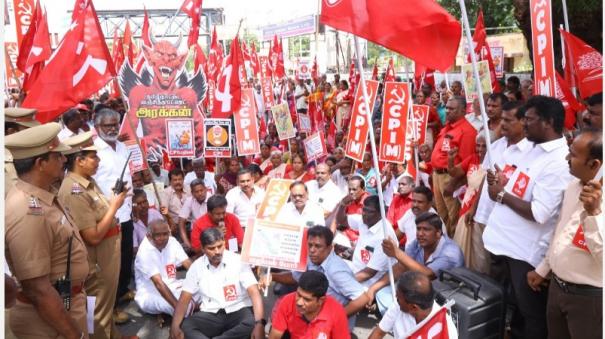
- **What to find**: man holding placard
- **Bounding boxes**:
[276,181,325,228]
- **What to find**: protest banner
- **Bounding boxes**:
[166,119,195,157]
[259,56,275,108]
[234,88,261,156]
[204,118,232,158]
[4,42,22,88]
[271,103,296,140]
[12,0,35,49]
[118,34,207,161]
[256,179,293,221]
[240,218,308,272]
[344,79,379,162]
[530,0,556,96]
[403,105,429,173]
[125,139,148,175]
[298,113,312,133]
[379,82,410,163]
[297,60,311,80]
[303,131,327,162]
[462,60,492,102]
[490,47,504,78]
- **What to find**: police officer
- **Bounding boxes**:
[58,132,128,339]
[5,122,89,338]
[5,107,41,196]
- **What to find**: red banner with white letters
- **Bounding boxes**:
[529,0,556,96]
[12,0,35,49]
[259,56,275,109]
[379,82,410,163]
[344,79,379,162]
[403,105,429,176]
[4,42,23,88]
[234,88,261,156]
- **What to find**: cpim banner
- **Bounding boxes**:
[379,82,410,163]
[234,88,261,156]
[344,79,380,162]
[529,0,556,96]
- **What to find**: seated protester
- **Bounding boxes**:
[264,226,370,319]
[247,163,270,190]
[330,175,369,234]
[132,170,157,208]
[267,148,292,179]
[307,163,345,218]
[350,196,398,288]
[331,157,354,195]
[134,220,192,315]
[395,186,440,250]
[177,179,210,251]
[132,189,164,252]
[190,195,244,254]
[216,157,241,194]
[381,163,406,209]
[368,271,458,339]
[160,168,191,233]
[386,174,414,226]
[183,158,217,195]
[269,271,351,339]
[226,169,266,228]
[356,153,379,195]
[276,181,326,228]
[371,212,464,315]
[285,153,315,182]
[170,228,265,339]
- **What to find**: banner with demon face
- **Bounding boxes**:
[119,34,207,160]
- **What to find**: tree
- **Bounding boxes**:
[438,0,517,29]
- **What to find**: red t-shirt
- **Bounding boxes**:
[272,292,351,339]
[431,117,478,170]
[345,191,369,215]
[387,194,412,225]
[190,213,244,251]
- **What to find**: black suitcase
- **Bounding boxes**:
[432,267,506,339]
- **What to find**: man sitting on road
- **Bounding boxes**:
[177,179,210,251]
[190,195,244,255]
[276,181,326,228]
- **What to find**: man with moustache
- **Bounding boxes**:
[184,158,217,195]
[307,163,345,220]
[226,169,266,228]
[385,174,414,226]
[276,181,325,228]
[395,186,440,250]
[160,169,190,234]
[582,93,602,130]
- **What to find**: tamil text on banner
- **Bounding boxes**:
[529,0,556,96]
[462,60,493,102]
[125,139,148,174]
[12,0,35,49]
[234,88,261,156]
[298,113,312,133]
[303,131,327,162]
[344,79,380,162]
[4,42,23,88]
[166,119,195,157]
[119,36,207,161]
[490,47,504,78]
[240,219,308,272]
[204,118,232,158]
[379,82,410,163]
[271,103,296,140]
[256,179,294,221]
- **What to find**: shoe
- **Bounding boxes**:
[119,290,136,303]
[114,310,130,324]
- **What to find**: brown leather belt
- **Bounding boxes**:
[17,282,84,304]
[103,224,121,239]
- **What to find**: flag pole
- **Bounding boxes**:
[561,0,570,32]
[353,36,397,302]
[162,8,181,37]
[458,0,494,169]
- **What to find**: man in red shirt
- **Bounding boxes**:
[331,176,369,242]
[190,195,244,254]
[386,175,414,226]
[269,271,350,339]
[430,96,478,236]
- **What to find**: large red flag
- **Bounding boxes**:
[320,0,461,72]
[16,0,42,73]
[193,43,207,74]
[180,0,203,47]
[408,307,450,339]
[23,0,115,123]
[71,0,86,22]
[384,58,395,82]
[468,10,500,92]
[123,20,135,65]
[207,27,224,82]
[111,29,124,98]
[249,41,260,76]
[212,36,242,119]
[18,3,51,91]
[134,6,151,73]
[559,29,603,99]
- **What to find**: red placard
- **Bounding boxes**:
[379,82,410,163]
[12,0,36,49]
[344,79,379,162]
[512,172,530,198]
[259,56,275,108]
[403,104,429,166]
[234,88,261,156]
[303,131,327,162]
[4,42,23,88]
[529,0,556,96]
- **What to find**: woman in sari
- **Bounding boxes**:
[285,153,314,183]
[322,82,336,120]
[334,80,352,131]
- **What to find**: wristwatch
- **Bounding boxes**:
[496,191,506,204]
[255,319,267,326]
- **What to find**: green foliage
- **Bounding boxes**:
[438,0,516,29]
[289,36,311,57]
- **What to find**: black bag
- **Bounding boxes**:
[432,267,506,339]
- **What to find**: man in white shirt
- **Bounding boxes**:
[307,163,345,218]
[226,169,265,228]
[57,108,85,141]
[184,158,217,195]
[276,181,326,228]
[92,107,133,321]
[160,168,191,231]
[396,186,440,250]
[134,220,192,315]
[294,78,310,113]
[331,157,354,195]
[170,228,265,339]
[149,158,170,188]
[177,178,209,250]
[483,96,573,339]
[369,271,458,339]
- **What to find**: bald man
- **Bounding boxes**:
[307,163,345,218]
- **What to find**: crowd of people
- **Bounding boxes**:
[3,70,603,339]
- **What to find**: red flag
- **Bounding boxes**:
[249,41,260,76]
[111,30,124,98]
[134,6,151,73]
[555,73,584,130]
[371,63,378,81]
[23,0,115,123]
[320,0,461,72]
[468,10,500,92]
[16,0,42,73]
[180,0,203,47]
[71,0,86,22]
[327,118,337,149]
[207,27,224,82]
[560,29,603,99]
[193,44,207,74]
[408,307,450,339]
[414,64,435,91]
[18,3,51,91]
[123,20,135,65]
[348,60,357,92]
[259,111,268,140]
[212,36,242,119]
[385,58,395,82]
[162,149,173,171]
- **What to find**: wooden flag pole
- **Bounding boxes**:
[353,36,397,302]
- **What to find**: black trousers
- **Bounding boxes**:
[116,220,134,301]
[490,254,548,339]
[547,278,602,339]
[181,307,254,339]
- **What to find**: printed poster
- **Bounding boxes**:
[298,113,312,133]
[303,131,327,161]
[124,139,148,174]
[490,47,504,79]
[462,60,492,102]
[271,103,295,140]
[204,118,232,158]
[166,119,195,157]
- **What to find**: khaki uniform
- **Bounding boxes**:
[58,172,121,339]
[5,148,17,197]
[5,180,90,338]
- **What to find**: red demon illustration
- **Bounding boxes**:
[119,33,207,160]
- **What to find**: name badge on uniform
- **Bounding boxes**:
[28,196,43,215]
[71,183,83,195]
[572,224,591,253]
[512,172,530,198]
[223,284,238,301]
[165,264,177,279]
